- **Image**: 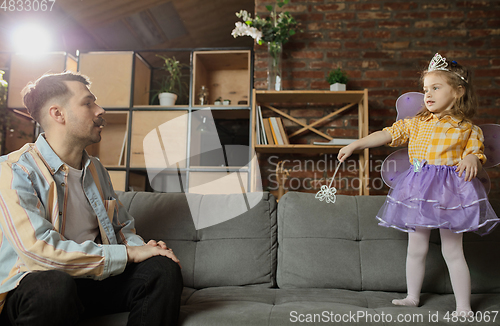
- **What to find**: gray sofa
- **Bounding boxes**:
[81,191,500,326]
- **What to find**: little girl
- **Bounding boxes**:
[338,53,499,316]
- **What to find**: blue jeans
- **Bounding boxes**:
[0,256,183,326]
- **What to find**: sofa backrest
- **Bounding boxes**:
[276,192,500,294]
[117,191,277,289]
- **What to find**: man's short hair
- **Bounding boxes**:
[22,71,91,123]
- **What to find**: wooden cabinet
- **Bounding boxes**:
[130,110,188,169]
[192,50,251,106]
[78,49,253,194]
[252,89,370,195]
[79,52,151,108]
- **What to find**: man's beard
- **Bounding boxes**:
[93,117,107,128]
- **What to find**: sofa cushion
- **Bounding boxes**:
[270,288,500,326]
[182,287,500,326]
[117,191,277,289]
[79,286,500,326]
[277,192,500,294]
[277,193,363,290]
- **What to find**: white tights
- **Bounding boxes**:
[392,228,472,314]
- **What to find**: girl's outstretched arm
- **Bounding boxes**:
[337,130,392,162]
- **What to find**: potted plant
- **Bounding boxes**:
[214,97,222,105]
[152,55,188,106]
[327,68,348,91]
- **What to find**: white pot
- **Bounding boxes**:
[330,83,346,91]
[158,92,178,106]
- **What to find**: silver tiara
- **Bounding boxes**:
[427,53,468,83]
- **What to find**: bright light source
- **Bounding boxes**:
[11,24,51,54]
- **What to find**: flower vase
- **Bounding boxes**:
[267,42,282,91]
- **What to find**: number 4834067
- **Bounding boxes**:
[1,0,56,11]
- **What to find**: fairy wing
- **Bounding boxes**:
[381,93,424,188]
[381,149,411,189]
[395,92,425,121]
[477,169,491,194]
[479,124,500,168]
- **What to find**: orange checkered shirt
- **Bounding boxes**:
[383,114,486,166]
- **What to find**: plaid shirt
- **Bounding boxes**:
[383,114,486,166]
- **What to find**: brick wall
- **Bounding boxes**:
[254,0,500,198]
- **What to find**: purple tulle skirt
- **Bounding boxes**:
[377,164,500,236]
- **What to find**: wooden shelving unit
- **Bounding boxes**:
[77,49,253,194]
[252,89,370,195]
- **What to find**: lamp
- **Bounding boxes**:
[11,24,51,54]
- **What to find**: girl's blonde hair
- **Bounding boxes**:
[418,60,478,122]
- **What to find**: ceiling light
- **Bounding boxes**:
[11,24,51,54]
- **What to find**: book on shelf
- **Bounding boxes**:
[118,131,128,165]
[269,117,284,145]
[257,106,267,145]
[257,117,290,146]
[256,108,260,145]
[276,118,289,145]
[262,119,275,145]
[313,138,357,146]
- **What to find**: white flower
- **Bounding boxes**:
[231,22,262,43]
[236,10,252,22]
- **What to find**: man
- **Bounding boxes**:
[0,72,183,326]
